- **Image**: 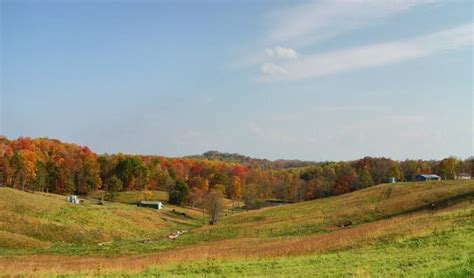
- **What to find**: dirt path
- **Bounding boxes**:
[375,186,392,213]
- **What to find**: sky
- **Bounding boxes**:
[1,0,473,161]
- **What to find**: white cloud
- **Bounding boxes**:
[261,63,288,75]
[260,23,473,80]
[236,0,437,69]
[266,0,439,46]
[265,46,298,59]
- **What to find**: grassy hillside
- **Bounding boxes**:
[0,180,472,276]
[0,188,201,256]
[128,205,474,277]
[87,190,169,204]
[195,180,473,239]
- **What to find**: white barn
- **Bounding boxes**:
[67,195,80,204]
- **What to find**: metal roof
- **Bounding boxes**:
[418,174,440,178]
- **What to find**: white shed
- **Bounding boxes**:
[137,200,163,209]
[67,195,80,204]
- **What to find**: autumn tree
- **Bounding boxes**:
[436,158,457,179]
[74,147,102,194]
[333,163,357,194]
[204,185,226,225]
[229,175,242,210]
[149,162,171,190]
[187,186,206,208]
[1,136,469,208]
[187,177,209,207]
[0,144,13,187]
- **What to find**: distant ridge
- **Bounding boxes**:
[185,150,319,169]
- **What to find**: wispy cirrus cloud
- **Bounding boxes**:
[265,0,439,46]
[264,46,298,59]
[238,0,441,75]
[259,23,473,81]
[261,63,288,75]
[235,46,297,68]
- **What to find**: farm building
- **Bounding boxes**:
[67,195,80,204]
[137,200,163,209]
[455,173,471,180]
[415,174,441,181]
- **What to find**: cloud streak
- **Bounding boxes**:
[266,0,439,46]
[238,0,439,70]
[261,63,288,75]
[265,46,298,59]
[260,23,473,81]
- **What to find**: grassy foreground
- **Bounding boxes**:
[0,180,472,276]
[134,218,473,277]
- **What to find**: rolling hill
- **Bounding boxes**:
[0,188,202,256]
[0,180,472,276]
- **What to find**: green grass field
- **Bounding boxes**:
[135,218,473,277]
[87,190,169,204]
[0,180,472,276]
[0,188,202,256]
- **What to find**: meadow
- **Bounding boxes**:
[0,188,202,257]
[0,180,472,276]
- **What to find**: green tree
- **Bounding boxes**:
[437,158,457,180]
[358,168,374,188]
[169,180,188,205]
[389,164,402,181]
[34,161,48,192]
[114,157,149,190]
[105,175,123,201]
[242,183,261,210]
[400,160,420,181]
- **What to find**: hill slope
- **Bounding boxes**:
[200,180,473,238]
[0,180,472,276]
[0,188,201,255]
[185,150,318,169]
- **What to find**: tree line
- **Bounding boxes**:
[0,137,472,210]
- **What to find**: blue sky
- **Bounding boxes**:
[1,0,472,161]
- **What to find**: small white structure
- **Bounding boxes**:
[67,195,80,204]
[137,200,163,209]
[388,177,396,183]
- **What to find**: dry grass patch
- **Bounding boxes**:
[0,231,49,249]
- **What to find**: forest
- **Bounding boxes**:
[0,136,472,209]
